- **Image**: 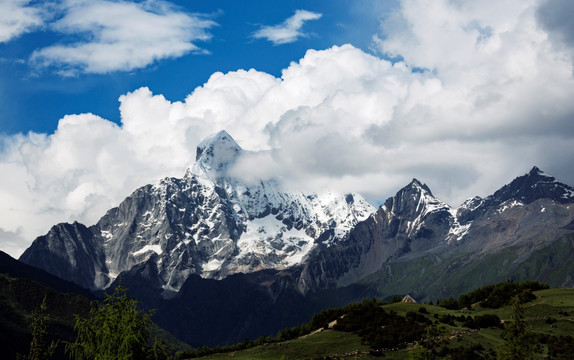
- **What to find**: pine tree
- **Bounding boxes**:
[496,300,540,360]
[65,284,168,360]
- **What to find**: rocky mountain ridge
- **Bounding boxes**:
[299,168,574,298]
[17,131,574,345]
[20,131,374,296]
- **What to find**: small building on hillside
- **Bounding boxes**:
[401,295,417,303]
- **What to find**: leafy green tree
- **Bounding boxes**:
[17,296,58,360]
[496,300,541,360]
[408,344,433,360]
[65,284,168,360]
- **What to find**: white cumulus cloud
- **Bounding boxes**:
[30,0,216,75]
[2,0,574,258]
[252,9,322,45]
[0,0,44,43]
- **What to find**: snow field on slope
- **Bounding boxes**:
[237,214,315,268]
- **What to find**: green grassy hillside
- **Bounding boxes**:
[184,287,574,360]
[357,233,574,304]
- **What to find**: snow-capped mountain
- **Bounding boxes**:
[20,131,374,295]
[298,167,574,293]
[17,155,574,346]
[298,177,457,291]
[456,166,574,223]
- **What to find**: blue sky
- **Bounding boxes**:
[1,0,574,257]
[0,0,386,135]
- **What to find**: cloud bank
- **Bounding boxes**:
[252,9,322,45]
[536,0,574,66]
[2,0,574,258]
[30,0,216,75]
[0,0,44,43]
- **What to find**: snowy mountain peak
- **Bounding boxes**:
[460,196,484,210]
[379,178,452,240]
[491,166,574,205]
[192,130,242,176]
[407,178,433,196]
[20,130,376,294]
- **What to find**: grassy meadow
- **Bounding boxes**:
[185,287,574,360]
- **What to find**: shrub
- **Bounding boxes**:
[463,314,502,329]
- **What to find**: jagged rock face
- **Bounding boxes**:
[458,197,574,256]
[94,175,243,292]
[378,179,454,243]
[457,166,574,224]
[23,161,573,299]
[299,178,455,291]
[94,174,373,294]
[19,222,108,290]
[20,131,375,294]
[17,161,574,346]
[300,167,574,293]
[491,166,574,204]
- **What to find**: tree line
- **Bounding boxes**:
[436,280,548,310]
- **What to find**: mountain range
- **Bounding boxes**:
[16,131,574,346]
[20,131,374,295]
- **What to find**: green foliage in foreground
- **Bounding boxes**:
[496,301,541,360]
[65,285,169,360]
[17,296,58,360]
